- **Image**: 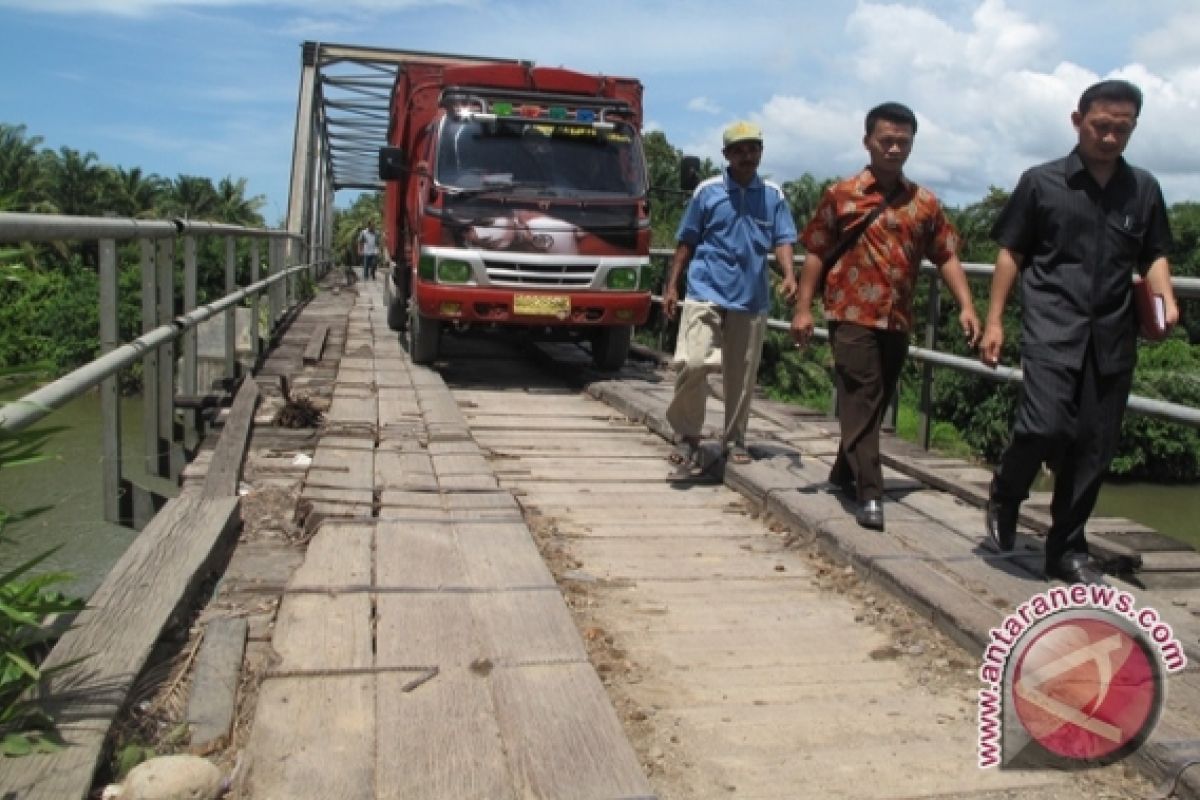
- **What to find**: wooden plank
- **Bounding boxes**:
[0,493,240,800]
[376,670,515,800]
[186,616,247,749]
[376,520,470,589]
[240,676,374,799]
[490,663,654,798]
[202,378,260,499]
[456,523,557,589]
[272,594,374,671]
[302,322,329,364]
[471,591,587,665]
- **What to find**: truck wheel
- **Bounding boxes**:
[386,294,407,331]
[592,325,631,371]
[408,309,441,364]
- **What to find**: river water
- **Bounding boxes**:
[2,383,1198,599]
[0,383,151,600]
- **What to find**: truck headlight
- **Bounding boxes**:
[437,259,472,284]
[606,267,638,290]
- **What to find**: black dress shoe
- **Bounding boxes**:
[1045,553,1108,585]
[985,497,1018,552]
[856,500,885,531]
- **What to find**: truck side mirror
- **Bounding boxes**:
[379,147,407,180]
[680,156,701,192]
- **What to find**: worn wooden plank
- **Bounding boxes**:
[0,493,240,800]
[456,522,557,589]
[376,669,515,800]
[472,591,587,665]
[186,616,247,749]
[240,676,375,799]
[302,322,329,365]
[202,378,260,499]
[273,594,374,671]
[307,445,375,490]
[490,663,654,799]
[376,520,470,589]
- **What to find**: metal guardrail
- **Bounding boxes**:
[648,248,1200,435]
[0,212,327,527]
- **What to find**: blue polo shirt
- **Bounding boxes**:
[675,170,797,314]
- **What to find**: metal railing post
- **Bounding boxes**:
[99,239,122,525]
[269,238,283,335]
[225,237,237,382]
[182,236,199,452]
[156,237,183,480]
[250,240,262,360]
[140,239,161,481]
[917,273,942,450]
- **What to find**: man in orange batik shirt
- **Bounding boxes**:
[791,102,981,531]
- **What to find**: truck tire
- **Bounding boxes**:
[386,294,407,331]
[592,325,631,371]
[408,309,441,364]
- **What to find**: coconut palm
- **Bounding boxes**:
[103,166,167,219]
[40,146,108,217]
[162,174,220,221]
[0,124,47,212]
[214,176,265,227]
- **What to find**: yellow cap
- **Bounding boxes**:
[723,120,763,147]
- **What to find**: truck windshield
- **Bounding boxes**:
[436,117,646,198]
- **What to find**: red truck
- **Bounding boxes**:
[378,58,651,369]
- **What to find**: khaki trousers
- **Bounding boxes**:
[665,300,767,448]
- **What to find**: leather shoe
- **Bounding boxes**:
[985,497,1018,552]
[856,500,885,531]
[1045,553,1108,585]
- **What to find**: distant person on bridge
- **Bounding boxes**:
[664,120,798,473]
[981,79,1179,585]
[358,220,380,280]
[790,102,981,532]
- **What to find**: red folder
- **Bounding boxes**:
[1133,277,1168,341]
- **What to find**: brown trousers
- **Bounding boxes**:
[829,322,909,502]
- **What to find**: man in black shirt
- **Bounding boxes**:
[980,79,1180,585]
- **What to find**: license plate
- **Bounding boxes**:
[513,294,570,318]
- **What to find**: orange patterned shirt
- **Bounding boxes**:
[800,168,958,332]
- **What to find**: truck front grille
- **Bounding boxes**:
[483,261,597,288]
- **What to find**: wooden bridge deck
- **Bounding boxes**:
[6,273,1200,799]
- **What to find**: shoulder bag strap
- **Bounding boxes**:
[819,180,905,275]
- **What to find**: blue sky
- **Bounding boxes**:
[2,0,1199,225]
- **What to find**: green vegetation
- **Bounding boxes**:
[0,426,86,756]
[0,123,281,389]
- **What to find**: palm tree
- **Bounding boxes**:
[782,173,835,230]
[40,146,108,217]
[103,166,167,219]
[214,176,265,227]
[163,174,220,221]
[0,124,47,212]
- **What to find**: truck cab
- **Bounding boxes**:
[380,61,651,369]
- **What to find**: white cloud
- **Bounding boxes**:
[686,96,721,115]
[738,0,1200,206]
[1133,11,1200,75]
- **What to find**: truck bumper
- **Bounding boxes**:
[414,284,651,327]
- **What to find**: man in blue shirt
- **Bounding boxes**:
[663,120,798,470]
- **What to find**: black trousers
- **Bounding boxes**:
[991,345,1133,569]
[829,322,909,502]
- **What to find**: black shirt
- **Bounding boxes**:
[991,148,1172,374]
